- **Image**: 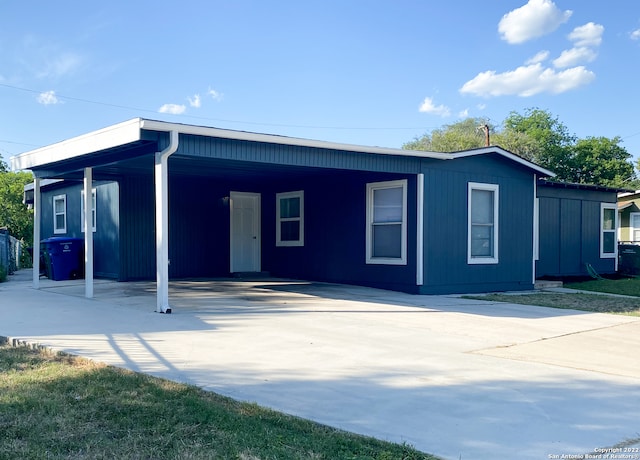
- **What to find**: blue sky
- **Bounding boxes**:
[2,0,640,167]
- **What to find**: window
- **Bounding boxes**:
[601,203,617,258]
[276,191,304,246]
[630,212,640,242]
[366,179,407,265]
[81,189,97,233]
[468,182,499,264]
[53,194,67,234]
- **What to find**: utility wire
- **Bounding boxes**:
[0,82,436,132]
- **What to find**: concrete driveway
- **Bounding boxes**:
[1,270,639,460]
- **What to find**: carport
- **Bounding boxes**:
[12,118,446,311]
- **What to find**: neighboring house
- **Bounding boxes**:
[618,190,640,244]
[536,180,622,278]
[13,118,561,309]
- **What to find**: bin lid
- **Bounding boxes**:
[41,237,84,243]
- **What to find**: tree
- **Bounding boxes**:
[572,136,636,188]
[0,170,34,244]
[403,118,493,152]
[405,108,638,188]
[502,108,576,178]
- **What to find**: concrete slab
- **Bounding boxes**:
[1,270,639,460]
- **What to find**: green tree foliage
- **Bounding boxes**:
[572,136,635,188]
[502,108,576,179]
[0,170,34,244]
[404,108,637,188]
[403,118,492,152]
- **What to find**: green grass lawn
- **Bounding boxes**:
[565,276,640,297]
[465,276,640,316]
[0,341,437,460]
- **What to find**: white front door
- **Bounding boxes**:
[230,191,261,273]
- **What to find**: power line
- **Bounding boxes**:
[0,82,437,132]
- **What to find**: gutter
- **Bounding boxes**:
[155,130,179,314]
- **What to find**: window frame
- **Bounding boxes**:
[467,182,499,265]
[276,190,304,247]
[630,212,640,243]
[53,194,67,234]
[81,188,97,233]
[366,179,407,265]
[600,203,617,258]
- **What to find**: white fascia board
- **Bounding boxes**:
[450,146,556,177]
[24,178,63,192]
[10,118,143,172]
[139,119,451,160]
[618,191,640,199]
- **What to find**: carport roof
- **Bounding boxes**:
[10,117,555,177]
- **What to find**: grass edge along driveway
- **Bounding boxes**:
[0,339,438,460]
[465,277,640,317]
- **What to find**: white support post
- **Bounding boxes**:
[532,175,538,286]
[84,167,94,298]
[33,177,41,289]
[154,131,179,313]
[416,173,424,286]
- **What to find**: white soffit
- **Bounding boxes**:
[11,118,143,171]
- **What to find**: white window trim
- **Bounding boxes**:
[467,182,499,265]
[276,190,304,247]
[600,203,617,258]
[53,194,67,234]
[81,188,97,233]
[630,212,640,243]
[366,179,407,265]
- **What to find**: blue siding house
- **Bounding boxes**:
[536,180,620,278]
[13,118,556,310]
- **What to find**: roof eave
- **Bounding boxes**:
[450,146,556,177]
[139,119,452,160]
[10,118,143,172]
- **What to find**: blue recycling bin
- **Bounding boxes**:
[40,237,84,281]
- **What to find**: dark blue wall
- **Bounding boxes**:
[537,183,617,278]
[39,181,120,278]
[419,154,536,294]
[263,171,417,293]
[117,170,419,292]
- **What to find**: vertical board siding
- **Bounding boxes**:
[174,134,422,174]
[263,171,417,293]
[119,175,156,280]
[420,154,535,294]
[559,199,582,275]
[38,181,120,279]
[537,197,561,276]
[536,184,617,277]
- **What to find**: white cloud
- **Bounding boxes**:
[158,103,186,114]
[458,108,469,118]
[630,29,640,40]
[569,22,604,47]
[553,47,597,68]
[418,97,451,117]
[526,50,550,65]
[460,63,595,97]
[188,94,201,108]
[477,103,487,110]
[36,90,60,105]
[498,0,572,44]
[208,87,223,101]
